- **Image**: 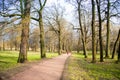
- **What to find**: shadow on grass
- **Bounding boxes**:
[75,55,120,80]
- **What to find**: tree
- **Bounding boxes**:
[105,0,110,58]
[96,0,104,62]
[91,0,96,63]
[77,0,87,58]
[117,40,120,62]
[112,29,120,59]
[31,0,47,58]
[18,0,31,63]
[0,0,31,63]
[45,4,66,55]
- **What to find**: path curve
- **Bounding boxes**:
[9,54,69,80]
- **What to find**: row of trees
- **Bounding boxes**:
[91,0,120,62]
[0,0,73,63]
[66,0,120,62]
[0,0,47,63]
[0,0,120,63]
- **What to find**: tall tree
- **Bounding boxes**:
[96,0,104,62]
[117,39,120,62]
[18,0,31,63]
[105,0,110,58]
[91,0,96,63]
[77,0,87,58]
[32,0,47,58]
[45,4,65,55]
[112,29,120,59]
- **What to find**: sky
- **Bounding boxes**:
[46,0,75,23]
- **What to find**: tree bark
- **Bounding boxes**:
[17,0,31,63]
[91,0,96,63]
[105,0,110,58]
[112,29,120,59]
[96,0,104,62]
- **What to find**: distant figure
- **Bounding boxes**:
[66,50,68,55]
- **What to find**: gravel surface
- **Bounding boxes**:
[8,54,69,80]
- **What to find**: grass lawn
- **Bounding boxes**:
[0,51,58,71]
[66,53,120,80]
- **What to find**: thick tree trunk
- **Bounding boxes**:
[91,0,96,63]
[78,2,87,58]
[96,0,104,62]
[112,29,120,59]
[17,0,31,63]
[39,11,46,58]
[18,21,29,63]
[105,0,110,58]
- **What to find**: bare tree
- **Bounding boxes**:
[96,0,104,62]
[91,0,96,63]
[112,29,120,59]
[45,4,66,55]
[105,0,110,58]
[117,39,120,62]
[31,0,47,58]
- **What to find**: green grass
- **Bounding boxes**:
[0,51,58,71]
[67,53,120,80]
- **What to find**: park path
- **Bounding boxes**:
[9,54,69,80]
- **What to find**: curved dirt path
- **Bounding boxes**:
[9,54,69,80]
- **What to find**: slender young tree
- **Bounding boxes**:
[105,0,110,58]
[96,0,104,62]
[18,0,31,63]
[117,40,120,62]
[112,29,120,59]
[77,0,87,58]
[91,0,96,63]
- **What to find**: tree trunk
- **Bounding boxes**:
[77,33,81,53]
[91,0,96,63]
[78,2,87,58]
[58,33,62,55]
[105,0,110,58]
[58,22,62,55]
[96,0,104,62]
[39,11,46,58]
[3,39,5,51]
[96,39,99,54]
[17,0,31,63]
[112,29,120,59]
[117,41,120,62]
[18,22,29,63]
